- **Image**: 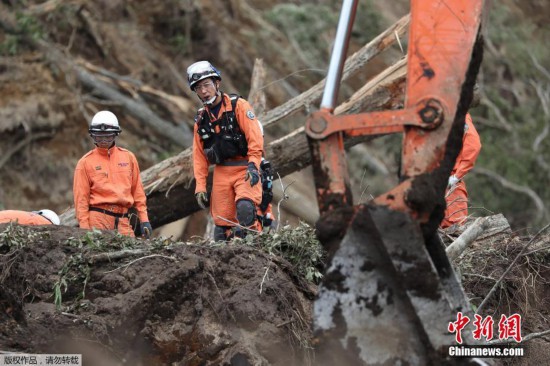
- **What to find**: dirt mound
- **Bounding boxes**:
[444,222,550,365]
[0,224,316,365]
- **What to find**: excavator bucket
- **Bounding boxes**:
[314,206,474,364]
[307,0,486,364]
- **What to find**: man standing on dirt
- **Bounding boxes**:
[0,209,60,226]
[441,91,482,228]
[73,110,152,238]
[188,61,265,241]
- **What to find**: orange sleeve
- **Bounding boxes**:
[453,113,481,179]
[73,157,91,229]
[193,122,210,193]
[235,98,264,169]
[129,152,149,223]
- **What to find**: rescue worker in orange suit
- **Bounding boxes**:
[0,209,60,226]
[441,112,482,228]
[188,61,264,241]
[73,111,152,238]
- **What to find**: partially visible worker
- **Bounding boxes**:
[189,60,265,241]
[441,89,482,228]
[0,209,60,226]
[257,158,275,230]
[73,111,152,238]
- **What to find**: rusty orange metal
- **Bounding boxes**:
[311,2,486,363]
[307,0,484,221]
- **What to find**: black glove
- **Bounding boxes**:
[244,162,260,187]
[196,191,209,209]
[141,222,152,238]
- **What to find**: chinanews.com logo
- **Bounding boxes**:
[447,312,524,358]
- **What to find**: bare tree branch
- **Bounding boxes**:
[530,81,550,176]
[74,67,193,146]
[473,168,547,222]
[486,328,550,345]
[529,53,550,82]
[479,94,513,132]
[260,14,410,127]
[0,132,54,170]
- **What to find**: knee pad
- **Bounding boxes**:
[214,225,230,241]
[236,199,256,227]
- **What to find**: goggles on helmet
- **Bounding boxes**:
[89,123,121,134]
[187,61,221,90]
[191,71,212,82]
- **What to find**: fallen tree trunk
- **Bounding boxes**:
[60,58,407,227]
[75,67,193,146]
[446,217,489,260]
[0,7,193,148]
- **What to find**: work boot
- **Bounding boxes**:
[214,225,230,241]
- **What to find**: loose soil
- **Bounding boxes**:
[0,224,316,366]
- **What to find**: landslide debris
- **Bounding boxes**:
[0,223,320,366]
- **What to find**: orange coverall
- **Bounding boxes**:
[441,113,481,228]
[193,93,263,229]
[73,146,149,236]
[0,210,52,225]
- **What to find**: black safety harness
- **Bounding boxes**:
[195,94,248,165]
[195,94,274,227]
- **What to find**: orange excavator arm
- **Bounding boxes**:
[306,0,485,364]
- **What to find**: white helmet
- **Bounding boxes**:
[34,209,60,225]
[187,61,221,90]
[89,111,121,134]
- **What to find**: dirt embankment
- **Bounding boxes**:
[0,224,317,365]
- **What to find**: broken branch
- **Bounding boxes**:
[473,168,547,222]
[486,329,550,345]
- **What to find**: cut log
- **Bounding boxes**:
[443,213,511,241]
[446,217,489,260]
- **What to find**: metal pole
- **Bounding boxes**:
[320,0,359,110]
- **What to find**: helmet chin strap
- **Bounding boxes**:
[201,88,221,106]
[203,94,218,106]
